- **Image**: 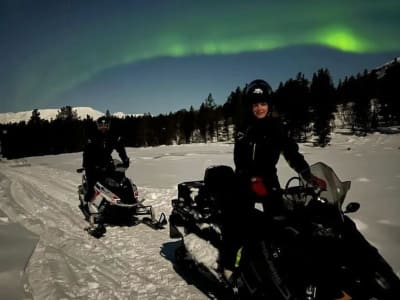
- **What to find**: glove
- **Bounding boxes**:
[250,177,268,197]
[309,175,327,191]
[105,160,115,172]
[122,158,130,168]
[95,165,107,173]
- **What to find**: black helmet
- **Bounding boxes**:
[96,116,110,131]
[244,79,273,105]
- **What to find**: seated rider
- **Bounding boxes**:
[82,116,130,213]
[220,79,326,280]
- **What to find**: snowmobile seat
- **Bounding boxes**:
[203,165,235,197]
[200,165,235,207]
[175,181,217,218]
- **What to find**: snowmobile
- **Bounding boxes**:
[77,159,167,238]
[169,163,400,299]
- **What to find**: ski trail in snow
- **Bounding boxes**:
[0,162,207,299]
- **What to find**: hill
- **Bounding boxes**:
[0,107,104,124]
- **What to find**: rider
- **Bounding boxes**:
[82,116,130,213]
[220,79,326,280]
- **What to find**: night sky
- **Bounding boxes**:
[1,0,399,115]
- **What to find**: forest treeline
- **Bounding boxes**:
[1,61,399,159]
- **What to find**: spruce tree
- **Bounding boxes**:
[310,69,337,146]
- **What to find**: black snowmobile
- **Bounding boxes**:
[77,159,167,238]
[169,162,400,299]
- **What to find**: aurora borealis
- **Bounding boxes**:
[1,0,399,114]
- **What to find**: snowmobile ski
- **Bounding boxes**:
[141,212,168,230]
[85,223,106,238]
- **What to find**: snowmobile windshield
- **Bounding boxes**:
[301,162,351,207]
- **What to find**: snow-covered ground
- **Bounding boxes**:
[0,132,399,299]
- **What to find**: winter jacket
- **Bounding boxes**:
[82,131,129,172]
[234,117,310,189]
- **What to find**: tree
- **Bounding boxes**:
[353,71,378,132]
[197,93,217,142]
[223,86,245,133]
[310,69,337,146]
[275,73,311,141]
[29,109,42,125]
[181,107,196,143]
[377,61,400,124]
[56,106,78,121]
[205,93,217,141]
[337,71,379,133]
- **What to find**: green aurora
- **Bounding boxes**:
[1,0,399,111]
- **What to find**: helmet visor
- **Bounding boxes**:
[97,120,110,130]
[248,93,270,105]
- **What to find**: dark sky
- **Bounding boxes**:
[1,0,399,115]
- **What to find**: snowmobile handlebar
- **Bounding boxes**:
[282,176,330,212]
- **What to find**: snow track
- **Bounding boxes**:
[0,161,206,299]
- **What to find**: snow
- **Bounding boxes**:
[112,112,144,119]
[0,107,144,124]
[0,107,104,124]
[372,56,400,79]
[0,132,399,299]
[184,233,220,277]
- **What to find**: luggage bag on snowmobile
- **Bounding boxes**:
[170,165,235,240]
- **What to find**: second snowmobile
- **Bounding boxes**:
[77,159,167,237]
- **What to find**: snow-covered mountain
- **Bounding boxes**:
[112,111,144,118]
[0,107,144,124]
[372,56,400,79]
[0,107,104,124]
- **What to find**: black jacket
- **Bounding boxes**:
[234,117,310,188]
[83,131,129,171]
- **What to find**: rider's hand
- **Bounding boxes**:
[122,158,130,168]
[95,165,105,172]
[309,175,327,191]
[250,177,268,197]
[106,162,115,173]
